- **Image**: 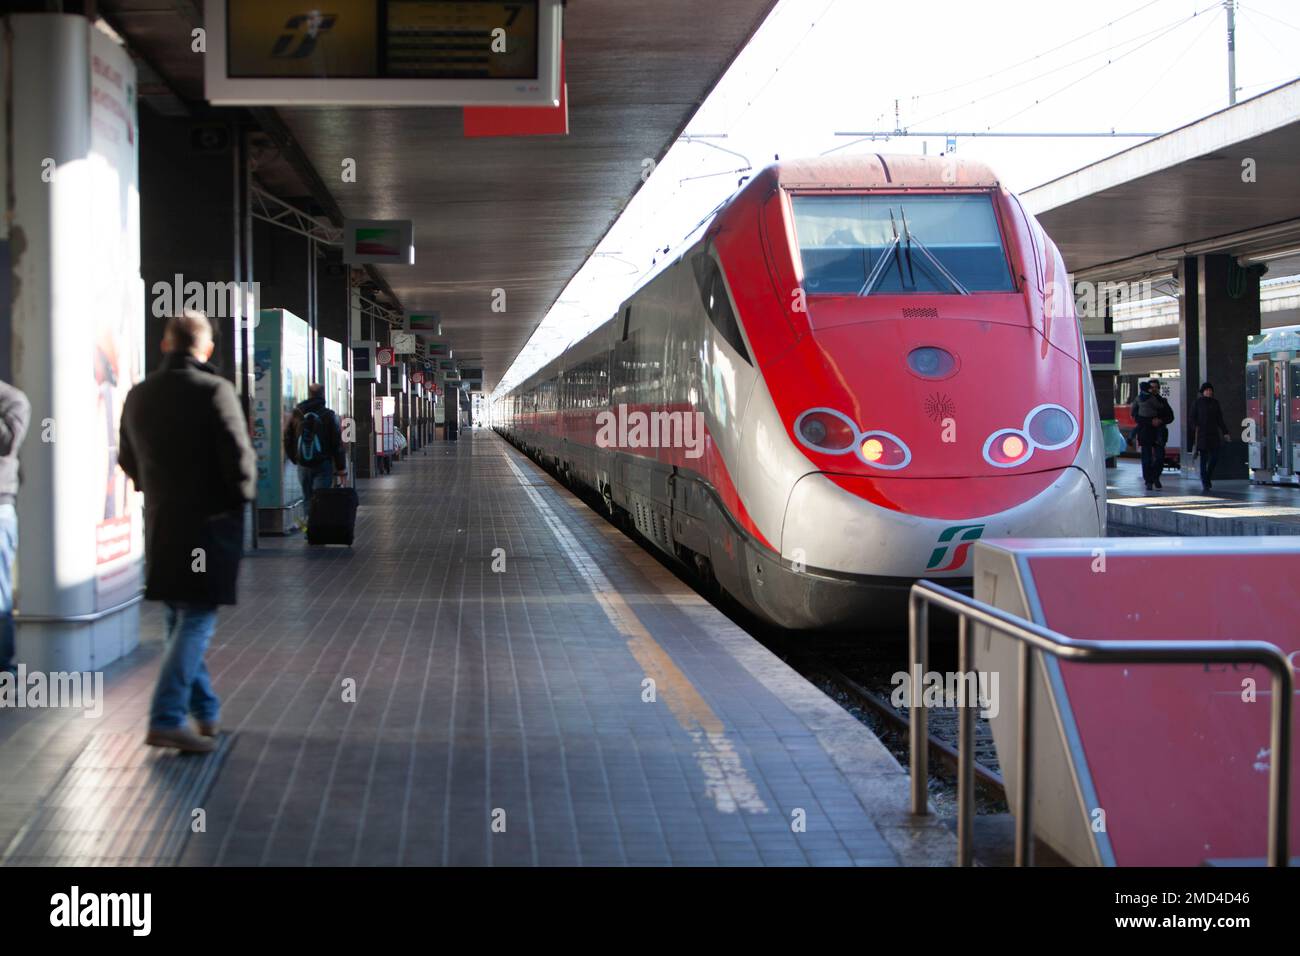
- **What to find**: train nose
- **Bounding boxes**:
[780,467,1103,578]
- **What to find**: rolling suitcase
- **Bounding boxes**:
[307,486,358,546]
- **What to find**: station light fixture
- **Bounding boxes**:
[1239,245,1300,266]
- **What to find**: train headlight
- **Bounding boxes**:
[795,408,911,469]
[982,404,1079,467]
[984,428,1033,467]
[858,431,911,469]
[795,408,858,453]
[906,346,957,380]
[1025,404,1079,449]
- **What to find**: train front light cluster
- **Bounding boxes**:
[794,408,912,470]
[982,404,1079,468]
[796,409,857,452]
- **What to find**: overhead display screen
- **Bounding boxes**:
[209,0,560,106]
[227,0,538,79]
[1085,334,1122,371]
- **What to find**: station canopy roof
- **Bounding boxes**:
[101,0,778,391]
[1022,79,1300,285]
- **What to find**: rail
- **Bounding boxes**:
[908,581,1294,867]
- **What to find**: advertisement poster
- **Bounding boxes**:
[280,312,310,502]
[253,309,310,509]
[89,29,144,609]
[253,345,274,504]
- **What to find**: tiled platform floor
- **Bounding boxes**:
[1107,458,1300,536]
[0,431,954,866]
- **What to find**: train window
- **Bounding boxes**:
[791,193,1014,295]
[691,254,752,363]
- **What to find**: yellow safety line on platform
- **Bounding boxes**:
[502,453,768,815]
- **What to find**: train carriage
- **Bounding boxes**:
[496,155,1106,629]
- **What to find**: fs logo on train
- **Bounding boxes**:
[926,524,985,572]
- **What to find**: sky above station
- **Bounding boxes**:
[493,0,1300,395]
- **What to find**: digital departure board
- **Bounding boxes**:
[385,1,538,79]
[207,0,561,106]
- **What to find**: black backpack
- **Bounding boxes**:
[297,410,334,464]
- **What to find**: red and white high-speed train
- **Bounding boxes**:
[494,155,1106,629]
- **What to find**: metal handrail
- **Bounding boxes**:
[908,580,1294,867]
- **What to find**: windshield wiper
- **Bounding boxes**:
[898,210,916,288]
[899,210,970,295]
[857,232,901,296]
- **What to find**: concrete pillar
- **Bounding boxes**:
[352,380,374,478]
[1196,253,1260,479]
[252,218,310,328]
[1177,257,1202,477]
[140,113,249,385]
[6,14,144,671]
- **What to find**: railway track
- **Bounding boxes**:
[788,646,1006,803]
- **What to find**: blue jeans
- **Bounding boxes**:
[0,503,15,673]
[148,602,220,730]
[298,459,334,503]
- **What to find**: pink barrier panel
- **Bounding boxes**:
[976,538,1298,866]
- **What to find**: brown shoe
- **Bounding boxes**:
[195,719,219,738]
[145,725,217,753]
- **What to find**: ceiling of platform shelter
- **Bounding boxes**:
[99,0,779,390]
[1022,80,1300,283]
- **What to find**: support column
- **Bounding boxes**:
[349,288,374,479]
[8,14,144,671]
[1177,257,1201,478]
[1196,253,1260,479]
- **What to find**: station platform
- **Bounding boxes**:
[1106,459,1300,536]
[0,430,954,867]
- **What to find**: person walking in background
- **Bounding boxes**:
[1189,382,1232,493]
[0,379,31,675]
[284,383,347,517]
[1131,381,1166,491]
[119,311,257,753]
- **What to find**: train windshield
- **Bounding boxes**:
[791,193,1014,295]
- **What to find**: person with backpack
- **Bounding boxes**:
[1131,381,1167,490]
[284,383,347,508]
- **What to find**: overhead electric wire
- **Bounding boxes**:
[724,0,840,129]
[1237,8,1300,73]
[909,1,1221,131]
[911,0,1170,99]
[1240,3,1300,32]
[986,2,1220,130]
[1113,4,1222,125]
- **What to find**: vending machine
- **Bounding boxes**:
[1246,328,1300,483]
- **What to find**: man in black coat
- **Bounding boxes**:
[1130,382,1167,490]
[1188,381,1232,492]
[119,311,257,753]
